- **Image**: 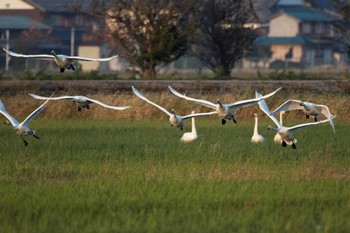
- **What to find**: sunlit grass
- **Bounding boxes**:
[0,120,349,233]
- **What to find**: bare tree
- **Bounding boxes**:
[191,0,257,78]
[333,0,350,44]
[83,0,198,79]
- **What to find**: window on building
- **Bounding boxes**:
[301,23,312,34]
[315,23,323,34]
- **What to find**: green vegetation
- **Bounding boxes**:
[0,119,349,233]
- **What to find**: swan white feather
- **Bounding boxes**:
[256,92,334,149]
[251,113,264,144]
[28,93,131,111]
[3,48,118,73]
[180,111,198,142]
[168,86,281,125]
[0,99,50,146]
[270,99,335,133]
[132,86,216,130]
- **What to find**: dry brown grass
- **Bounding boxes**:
[0,80,349,121]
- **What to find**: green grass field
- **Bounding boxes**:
[0,119,349,233]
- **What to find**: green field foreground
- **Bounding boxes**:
[0,119,349,233]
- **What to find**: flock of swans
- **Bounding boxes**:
[0,84,335,148]
[1,47,335,148]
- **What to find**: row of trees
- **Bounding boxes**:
[81,0,257,79]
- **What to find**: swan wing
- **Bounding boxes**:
[0,100,19,127]
[270,99,303,115]
[132,86,172,116]
[319,104,335,133]
[180,111,217,121]
[28,93,76,101]
[227,87,281,110]
[66,55,118,62]
[85,97,131,110]
[3,48,54,60]
[22,99,50,126]
[287,117,332,134]
[168,86,217,110]
[261,87,282,99]
[255,91,281,127]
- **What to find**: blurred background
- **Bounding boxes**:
[0,0,349,79]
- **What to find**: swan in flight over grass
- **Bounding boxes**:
[3,48,118,73]
[181,111,198,142]
[274,111,286,144]
[270,99,335,133]
[256,92,335,149]
[251,113,265,144]
[28,93,131,112]
[132,86,216,130]
[0,99,50,146]
[168,86,281,125]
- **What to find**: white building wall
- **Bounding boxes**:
[0,0,34,9]
[269,14,299,37]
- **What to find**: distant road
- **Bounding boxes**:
[0,80,349,94]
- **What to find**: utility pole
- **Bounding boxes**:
[5,29,10,71]
[70,27,75,56]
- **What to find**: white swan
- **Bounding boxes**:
[251,113,265,144]
[274,111,286,144]
[28,93,131,111]
[181,111,198,142]
[0,99,50,146]
[3,48,118,73]
[132,86,216,130]
[256,92,335,149]
[270,99,335,133]
[168,86,281,125]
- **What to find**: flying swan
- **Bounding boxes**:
[181,111,198,142]
[256,92,335,149]
[168,86,281,125]
[132,86,216,130]
[270,99,335,133]
[28,93,131,112]
[3,48,118,73]
[251,113,265,144]
[0,99,50,146]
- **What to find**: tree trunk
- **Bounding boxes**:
[143,65,156,79]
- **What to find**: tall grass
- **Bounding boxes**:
[1,88,349,121]
[0,120,349,233]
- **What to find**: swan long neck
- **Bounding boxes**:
[254,116,258,135]
[191,117,197,134]
[279,112,283,125]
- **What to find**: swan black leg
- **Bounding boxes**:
[21,136,28,146]
[70,64,75,71]
[292,143,297,149]
[233,119,237,124]
[306,114,310,119]
[282,141,287,147]
[33,135,40,140]
[78,107,82,111]
[60,67,65,73]
[86,105,90,110]
[221,119,226,125]
[314,117,318,122]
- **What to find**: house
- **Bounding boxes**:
[251,0,348,69]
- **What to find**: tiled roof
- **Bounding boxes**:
[254,36,315,45]
[31,0,93,13]
[0,16,50,30]
[280,8,336,21]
